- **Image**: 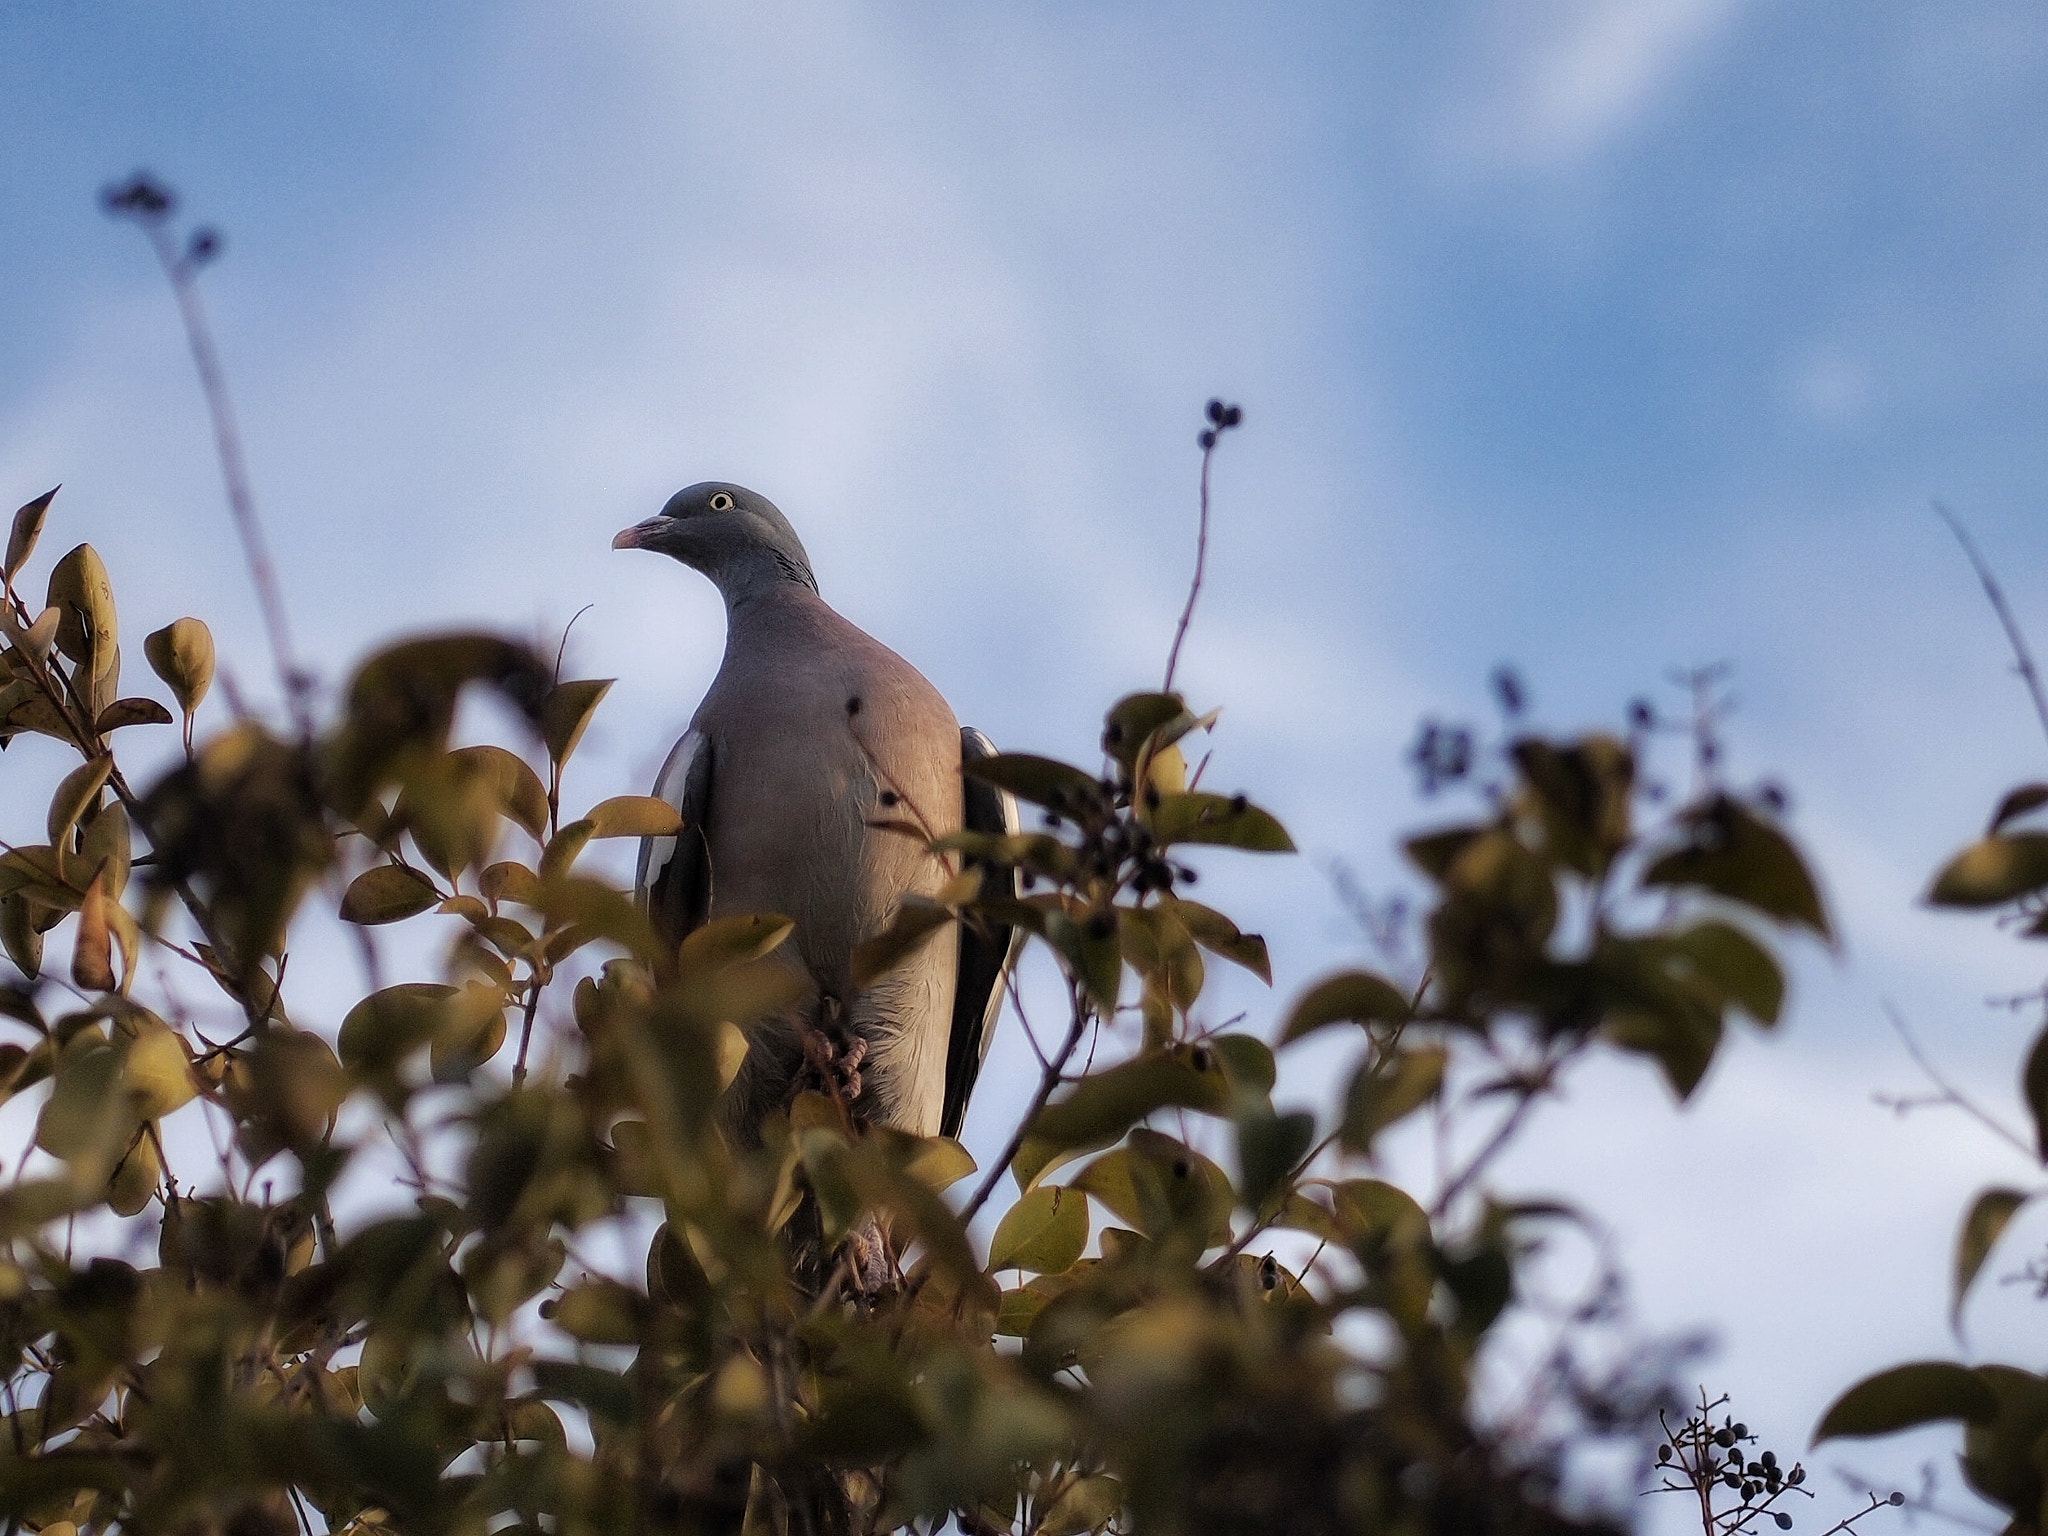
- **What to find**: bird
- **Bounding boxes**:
[613,481,1017,1148]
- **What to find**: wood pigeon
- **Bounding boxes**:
[614,482,1017,1145]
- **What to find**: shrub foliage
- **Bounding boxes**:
[0,480,1835,1536]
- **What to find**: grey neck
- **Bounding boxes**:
[714,547,819,612]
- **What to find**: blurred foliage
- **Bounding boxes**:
[0,486,1835,1535]
[1815,764,2048,1531]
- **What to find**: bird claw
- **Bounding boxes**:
[796,1009,868,1118]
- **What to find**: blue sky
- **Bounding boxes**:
[5,0,2048,1517]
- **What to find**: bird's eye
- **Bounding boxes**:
[709,492,735,512]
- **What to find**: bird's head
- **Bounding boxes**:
[613,482,819,600]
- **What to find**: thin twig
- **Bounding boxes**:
[104,177,311,735]
[1163,400,1241,694]
[1880,1002,2036,1159]
[959,979,1092,1224]
[1936,502,2048,756]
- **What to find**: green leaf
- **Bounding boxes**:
[539,817,596,880]
[1148,791,1295,852]
[540,677,613,765]
[5,487,55,579]
[1211,1033,1276,1096]
[2025,1027,2048,1159]
[1645,794,1830,938]
[965,752,1106,814]
[1043,908,1123,1014]
[1102,692,1192,768]
[1171,899,1271,982]
[1339,1045,1445,1153]
[1666,919,1784,1026]
[988,1185,1089,1274]
[585,793,683,838]
[1928,833,2048,909]
[1280,969,1411,1044]
[1954,1187,2029,1330]
[530,1360,636,1429]
[1235,1106,1316,1212]
[341,864,441,925]
[1018,1045,1232,1186]
[1814,1361,1999,1443]
[339,982,457,1078]
[1072,1131,1233,1247]
[551,1279,645,1345]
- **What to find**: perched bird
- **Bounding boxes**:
[613,482,1016,1145]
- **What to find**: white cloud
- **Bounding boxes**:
[1442,0,1746,174]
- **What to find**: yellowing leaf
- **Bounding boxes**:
[143,617,215,716]
[1148,791,1296,852]
[678,912,795,974]
[45,543,116,667]
[452,744,551,839]
[585,794,684,838]
[1040,1475,1122,1536]
[47,754,111,848]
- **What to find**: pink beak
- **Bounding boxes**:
[612,518,663,550]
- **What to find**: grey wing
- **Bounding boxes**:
[637,728,715,948]
[941,726,1023,1140]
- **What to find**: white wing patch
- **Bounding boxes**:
[635,728,706,908]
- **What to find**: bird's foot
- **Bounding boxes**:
[843,1216,897,1298]
[796,1006,868,1120]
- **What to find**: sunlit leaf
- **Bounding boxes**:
[45,542,115,666]
[1147,791,1295,852]
[453,744,552,839]
[144,618,215,718]
[1040,1474,1123,1536]
[1928,833,2048,909]
[586,794,685,838]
